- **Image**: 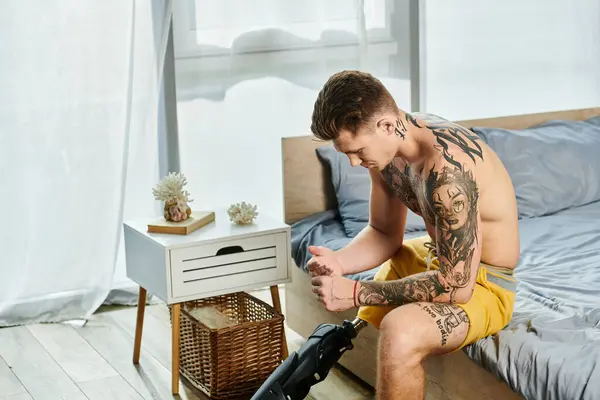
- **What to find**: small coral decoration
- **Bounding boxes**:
[152,172,193,222]
[227,202,258,225]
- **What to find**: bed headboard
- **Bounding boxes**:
[282,107,600,225]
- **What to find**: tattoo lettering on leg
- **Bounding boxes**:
[418,303,469,346]
[425,165,480,302]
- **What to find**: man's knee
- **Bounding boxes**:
[379,304,430,364]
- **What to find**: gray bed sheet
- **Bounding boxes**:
[291,202,600,400]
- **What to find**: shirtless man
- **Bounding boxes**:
[307,70,520,399]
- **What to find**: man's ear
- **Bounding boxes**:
[376,117,395,136]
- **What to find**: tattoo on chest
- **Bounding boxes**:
[381,162,422,214]
[405,113,484,169]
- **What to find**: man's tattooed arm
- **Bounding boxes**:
[357,158,482,306]
[425,160,482,303]
[357,271,451,306]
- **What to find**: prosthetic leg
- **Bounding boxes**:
[250,317,369,400]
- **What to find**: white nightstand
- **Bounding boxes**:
[123,210,292,395]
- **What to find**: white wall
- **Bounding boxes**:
[422,0,600,120]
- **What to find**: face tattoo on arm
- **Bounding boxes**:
[357,163,481,306]
[424,164,480,303]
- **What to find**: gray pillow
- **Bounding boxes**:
[472,117,600,219]
[316,145,426,237]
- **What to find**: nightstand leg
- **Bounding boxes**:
[133,287,147,364]
[269,285,289,360]
[171,302,181,395]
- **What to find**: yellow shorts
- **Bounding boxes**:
[356,235,517,351]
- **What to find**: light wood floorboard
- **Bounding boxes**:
[0,285,448,399]
[77,375,144,400]
[27,322,118,383]
[0,356,28,398]
[0,393,34,400]
[0,326,87,400]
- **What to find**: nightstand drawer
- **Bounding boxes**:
[169,232,288,298]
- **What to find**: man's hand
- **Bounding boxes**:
[307,246,344,277]
[311,275,356,312]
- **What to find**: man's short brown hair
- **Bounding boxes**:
[310,70,398,141]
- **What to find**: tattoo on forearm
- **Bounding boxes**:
[405,112,484,170]
[381,162,422,215]
[425,164,480,302]
[417,303,469,346]
[357,271,448,306]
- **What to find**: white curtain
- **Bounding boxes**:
[172,0,413,222]
[0,0,172,326]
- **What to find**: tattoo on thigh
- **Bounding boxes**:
[418,304,469,346]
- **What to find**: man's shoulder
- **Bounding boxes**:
[410,112,451,125]
[417,116,485,172]
[424,144,481,176]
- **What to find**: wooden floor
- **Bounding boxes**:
[0,287,375,400]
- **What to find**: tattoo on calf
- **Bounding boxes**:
[418,303,469,346]
[425,164,480,302]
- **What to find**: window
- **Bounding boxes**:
[172,0,396,59]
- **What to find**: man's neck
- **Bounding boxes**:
[392,111,428,166]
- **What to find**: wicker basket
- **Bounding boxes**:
[171,291,284,399]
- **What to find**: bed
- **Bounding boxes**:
[281,107,600,400]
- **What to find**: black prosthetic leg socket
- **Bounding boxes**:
[250,319,364,400]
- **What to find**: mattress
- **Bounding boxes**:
[290,201,600,400]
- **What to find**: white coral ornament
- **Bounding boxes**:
[227,202,258,225]
[152,172,193,222]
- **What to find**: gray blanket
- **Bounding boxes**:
[291,201,600,400]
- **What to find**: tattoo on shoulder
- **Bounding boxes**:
[417,303,469,346]
[425,164,479,302]
[404,112,484,170]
